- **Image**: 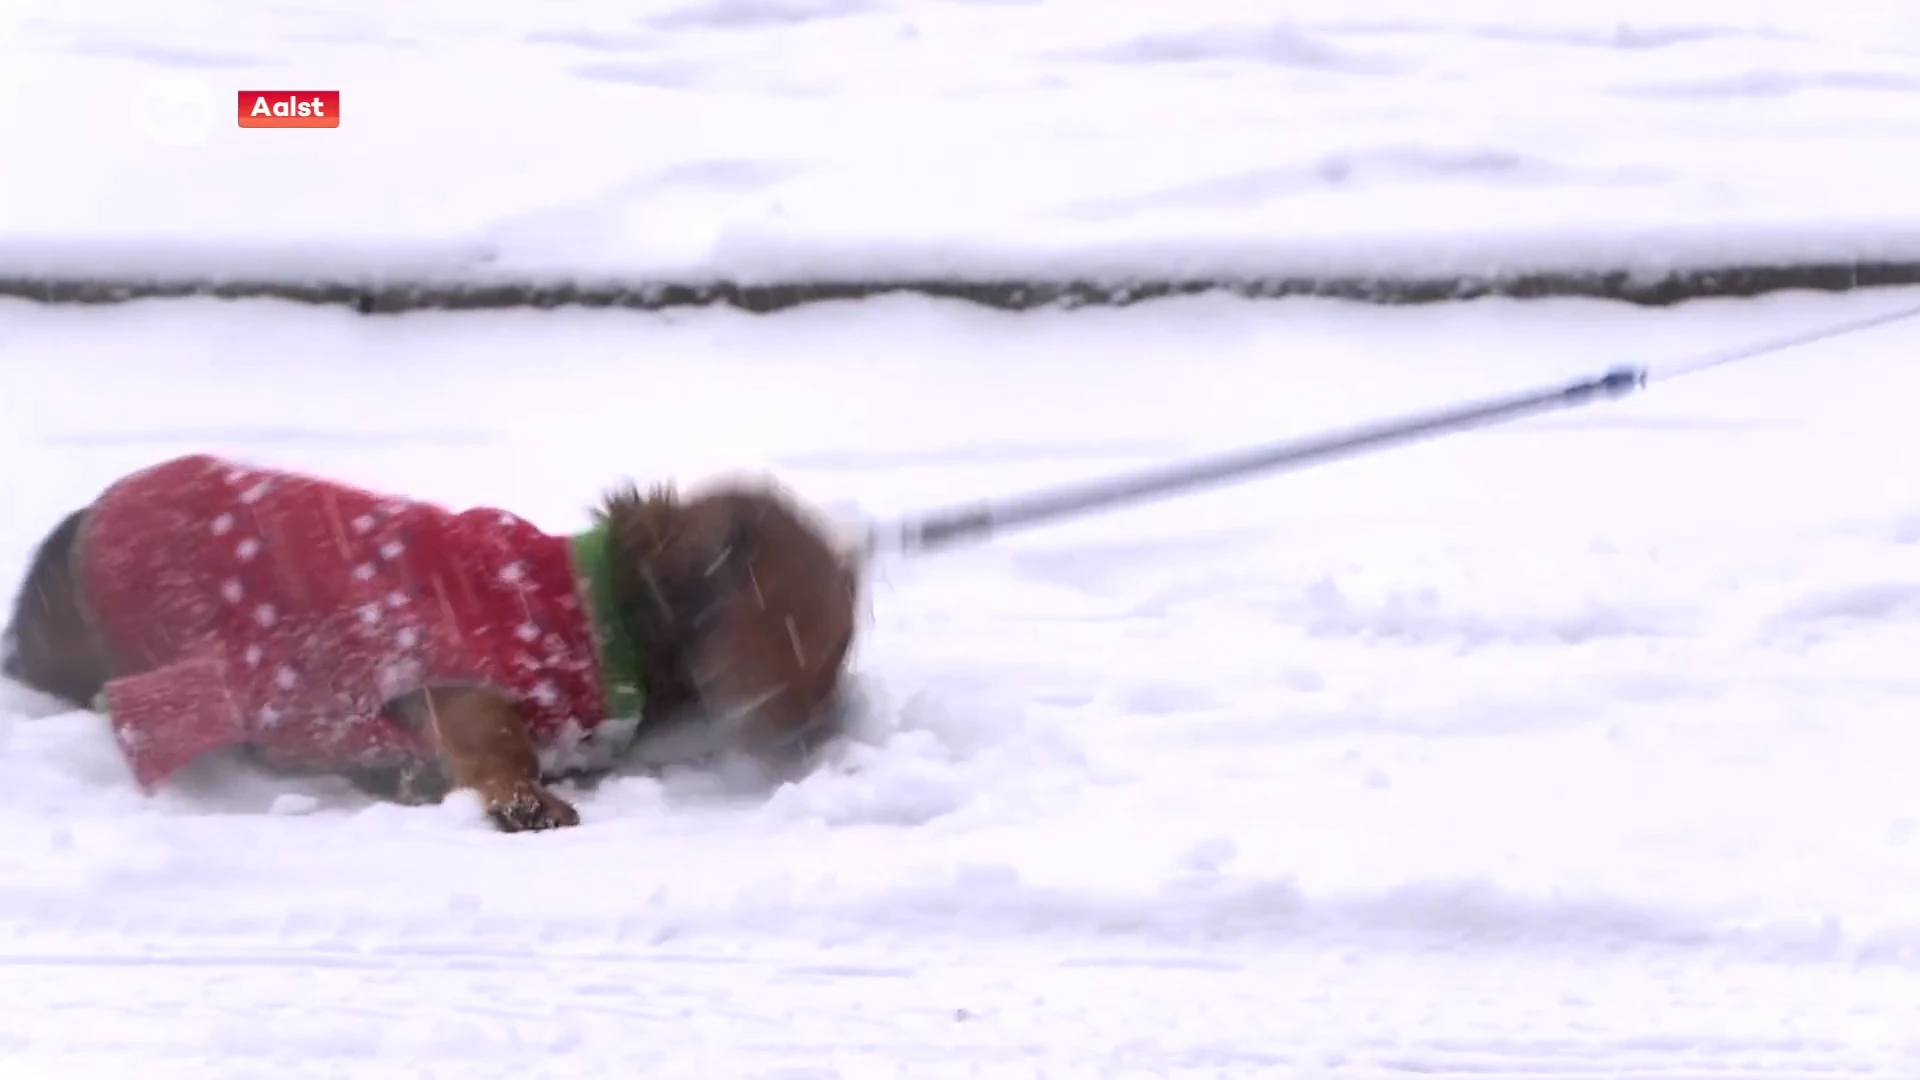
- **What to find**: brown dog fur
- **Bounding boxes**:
[599,480,859,755]
[2,475,860,833]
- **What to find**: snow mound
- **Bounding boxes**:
[6,1,1920,286]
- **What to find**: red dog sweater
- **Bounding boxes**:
[81,455,646,790]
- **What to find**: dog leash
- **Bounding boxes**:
[854,295,1920,563]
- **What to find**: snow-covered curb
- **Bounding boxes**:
[7,236,1920,313]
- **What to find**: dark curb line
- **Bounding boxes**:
[3,259,1919,314]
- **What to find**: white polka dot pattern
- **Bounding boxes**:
[81,455,612,788]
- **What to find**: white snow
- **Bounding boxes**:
[6,0,1920,284]
[7,0,1920,1072]
[4,289,1920,1075]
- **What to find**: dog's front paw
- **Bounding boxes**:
[485,783,581,833]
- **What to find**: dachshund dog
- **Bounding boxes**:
[1,455,860,832]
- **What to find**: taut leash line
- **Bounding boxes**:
[858,295,1920,562]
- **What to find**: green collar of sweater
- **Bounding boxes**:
[570,524,646,721]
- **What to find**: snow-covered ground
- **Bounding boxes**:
[6,0,1920,1073]
[6,0,1920,283]
[3,288,1920,1075]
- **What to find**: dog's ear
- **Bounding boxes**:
[599,481,767,637]
[595,481,682,553]
[596,483,717,692]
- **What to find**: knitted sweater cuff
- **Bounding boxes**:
[104,657,248,790]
